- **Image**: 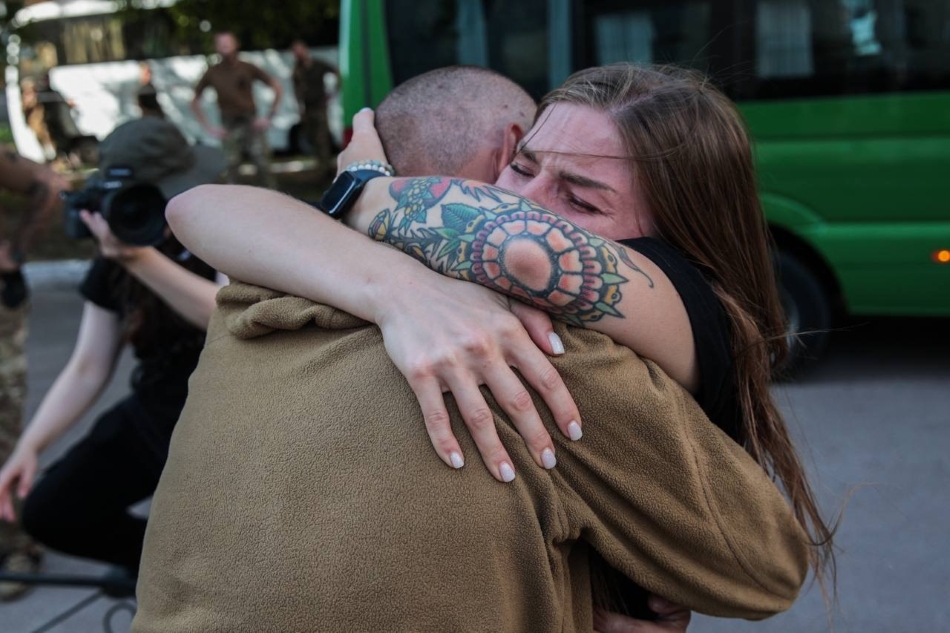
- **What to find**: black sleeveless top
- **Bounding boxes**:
[619,237,741,443]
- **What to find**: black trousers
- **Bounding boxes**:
[21,396,172,572]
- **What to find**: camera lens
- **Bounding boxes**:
[103,184,168,246]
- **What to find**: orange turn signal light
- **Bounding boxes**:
[934,249,950,264]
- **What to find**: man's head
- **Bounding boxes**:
[374,66,536,182]
[291,40,310,64]
[214,32,240,60]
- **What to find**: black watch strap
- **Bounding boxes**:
[318,170,387,219]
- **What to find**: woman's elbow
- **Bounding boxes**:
[166,184,222,242]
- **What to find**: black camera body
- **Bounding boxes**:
[63,167,168,246]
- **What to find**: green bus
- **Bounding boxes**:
[339,0,950,369]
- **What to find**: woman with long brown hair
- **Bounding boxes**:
[167,63,835,621]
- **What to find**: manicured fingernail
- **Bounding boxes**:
[499,462,516,482]
[541,448,557,469]
[567,421,583,441]
[450,452,464,469]
[359,106,373,113]
[548,332,565,355]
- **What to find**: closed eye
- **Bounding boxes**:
[568,195,600,213]
[509,162,534,178]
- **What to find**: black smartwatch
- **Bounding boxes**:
[318,169,388,219]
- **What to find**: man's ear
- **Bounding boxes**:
[493,122,526,179]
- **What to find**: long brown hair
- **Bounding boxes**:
[540,64,836,595]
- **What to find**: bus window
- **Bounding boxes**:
[22,10,204,68]
[483,0,549,98]
[384,0,462,86]
[748,0,950,98]
[61,16,126,64]
[383,0,549,97]
[578,2,714,74]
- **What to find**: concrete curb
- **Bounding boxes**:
[23,259,91,290]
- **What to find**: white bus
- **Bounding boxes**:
[5,0,341,164]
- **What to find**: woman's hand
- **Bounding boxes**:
[594,596,692,632]
[335,108,388,175]
[80,210,147,262]
[0,443,40,521]
[376,273,583,483]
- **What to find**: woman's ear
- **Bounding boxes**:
[494,123,526,179]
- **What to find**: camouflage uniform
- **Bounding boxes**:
[221,117,277,189]
[0,300,30,557]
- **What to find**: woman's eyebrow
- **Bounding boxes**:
[560,171,616,193]
[519,146,617,193]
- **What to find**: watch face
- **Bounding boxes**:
[320,171,361,218]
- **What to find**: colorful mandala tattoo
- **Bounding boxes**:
[369,177,654,325]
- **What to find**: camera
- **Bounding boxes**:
[63,167,168,246]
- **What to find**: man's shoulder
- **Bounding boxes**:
[236,59,269,78]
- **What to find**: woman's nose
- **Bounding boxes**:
[518,176,554,209]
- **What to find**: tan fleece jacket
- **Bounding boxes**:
[133,283,809,633]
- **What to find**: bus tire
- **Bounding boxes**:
[774,250,832,378]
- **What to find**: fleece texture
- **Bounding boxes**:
[132,283,809,633]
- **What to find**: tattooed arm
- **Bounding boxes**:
[346,176,699,393]
[167,184,584,482]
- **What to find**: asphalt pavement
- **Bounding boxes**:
[2,275,949,633]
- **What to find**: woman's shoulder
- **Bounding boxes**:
[618,238,741,442]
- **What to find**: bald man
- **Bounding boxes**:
[375,66,536,183]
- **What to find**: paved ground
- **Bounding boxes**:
[2,281,949,632]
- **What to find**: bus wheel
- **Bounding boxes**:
[774,250,832,378]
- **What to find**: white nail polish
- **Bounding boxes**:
[450,452,464,469]
[548,332,565,355]
[500,463,516,482]
[568,421,583,441]
[541,448,557,469]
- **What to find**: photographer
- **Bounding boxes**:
[0,118,226,584]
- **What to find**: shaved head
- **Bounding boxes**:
[375,66,536,179]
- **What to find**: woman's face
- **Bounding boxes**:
[495,103,652,241]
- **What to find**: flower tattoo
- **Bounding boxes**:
[368,178,654,325]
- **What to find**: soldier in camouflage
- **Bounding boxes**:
[190,32,282,189]
[0,149,67,600]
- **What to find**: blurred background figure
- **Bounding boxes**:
[191,31,282,189]
[20,79,56,163]
[137,62,165,120]
[291,39,339,178]
[0,149,68,601]
[20,74,92,169]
